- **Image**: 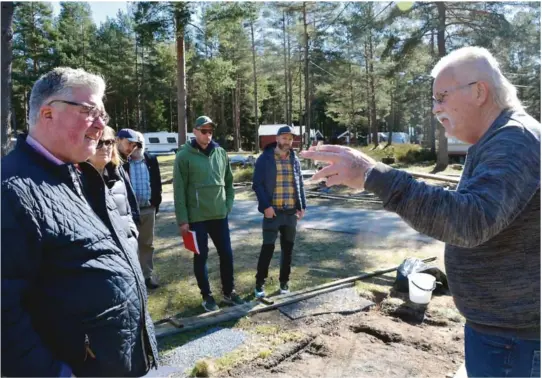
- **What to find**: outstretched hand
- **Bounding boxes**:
[300,145,376,190]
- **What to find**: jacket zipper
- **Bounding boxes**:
[196,190,200,208]
[84,334,96,361]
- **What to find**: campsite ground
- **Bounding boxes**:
[149,152,465,377]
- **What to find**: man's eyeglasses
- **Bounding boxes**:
[433,81,478,105]
[97,139,115,149]
[199,129,213,135]
[47,100,110,124]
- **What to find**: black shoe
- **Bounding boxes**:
[145,277,160,290]
[202,295,219,312]
[223,291,245,305]
[280,282,290,294]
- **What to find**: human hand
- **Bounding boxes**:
[264,207,276,219]
[296,209,305,220]
[299,145,376,190]
[179,223,190,236]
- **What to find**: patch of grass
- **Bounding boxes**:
[157,154,176,183]
[354,279,391,302]
[232,167,254,183]
[429,305,464,323]
[254,324,281,336]
[258,349,272,359]
[149,212,444,322]
[190,359,214,377]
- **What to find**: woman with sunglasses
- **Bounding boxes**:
[86,126,141,232]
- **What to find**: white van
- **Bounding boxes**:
[144,132,195,155]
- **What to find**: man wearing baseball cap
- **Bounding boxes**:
[117,128,142,161]
[173,115,244,312]
[252,125,307,298]
[115,128,142,226]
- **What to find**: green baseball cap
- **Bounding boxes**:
[195,116,215,129]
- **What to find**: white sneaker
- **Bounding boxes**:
[254,285,265,298]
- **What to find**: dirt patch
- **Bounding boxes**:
[229,309,463,378]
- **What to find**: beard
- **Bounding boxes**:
[277,142,292,151]
[436,112,455,137]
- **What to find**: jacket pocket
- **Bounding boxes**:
[78,301,130,376]
[192,184,227,218]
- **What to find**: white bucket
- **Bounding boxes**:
[408,273,436,304]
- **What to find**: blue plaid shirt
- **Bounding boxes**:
[129,159,151,208]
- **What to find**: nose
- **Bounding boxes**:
[92,117,106,129]
[432,100,442,115]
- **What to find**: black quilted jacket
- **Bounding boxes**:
[1,136,158,377]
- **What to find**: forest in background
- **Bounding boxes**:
[1,1,540,168]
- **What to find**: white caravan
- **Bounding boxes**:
[143,132,195,155]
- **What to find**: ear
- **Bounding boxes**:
[40,105,53,120]
[474,81,490,106]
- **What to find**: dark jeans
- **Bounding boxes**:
[465,324,540,377]
[190,217,234,298]
[255,209,297,286]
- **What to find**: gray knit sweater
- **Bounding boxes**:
[366,110,540,338]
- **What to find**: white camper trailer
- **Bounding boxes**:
[447,136,471,156]
[144,132,195,155]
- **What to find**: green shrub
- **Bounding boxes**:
[397,148,436,164]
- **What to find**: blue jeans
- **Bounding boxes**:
[465,324,540,377]
[190,217,234,298]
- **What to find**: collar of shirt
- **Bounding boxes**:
[274,149,290,159]
[26,134,65,165]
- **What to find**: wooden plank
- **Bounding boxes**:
[405,170,460,184]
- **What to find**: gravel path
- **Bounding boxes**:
[160,327,247,377]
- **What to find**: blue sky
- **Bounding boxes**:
[49,1,128,26]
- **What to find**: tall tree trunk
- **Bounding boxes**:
[364,40,372,145]
[232,87,238,150]
[287,14,293,125]
[176,18,187,146]
[250,21,259,153]
[235,75,241,150]
[1,1,15,157]
[368,32,378,149]
[429,29,436,154]
[302,2,310,150]
[135,40,141,127]
[435,2,448,172]
[282,11,289,125]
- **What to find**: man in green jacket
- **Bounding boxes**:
[173,116,244,312]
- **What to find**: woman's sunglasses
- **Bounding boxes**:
[97,139,115,149]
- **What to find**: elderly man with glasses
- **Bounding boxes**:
[301,47,540,377]
[1,67,158,376]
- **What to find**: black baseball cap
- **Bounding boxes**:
[117,128,142,147]
[277,126,295,136]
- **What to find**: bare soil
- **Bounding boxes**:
[225,291,464,378]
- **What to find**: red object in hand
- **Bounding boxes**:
[182,230,200,255]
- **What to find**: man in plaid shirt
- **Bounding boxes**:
[252,126,307,298]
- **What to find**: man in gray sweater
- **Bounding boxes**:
[301,46,540,377]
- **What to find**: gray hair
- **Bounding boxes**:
[28,67,106,129]
[431,46,523,111]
